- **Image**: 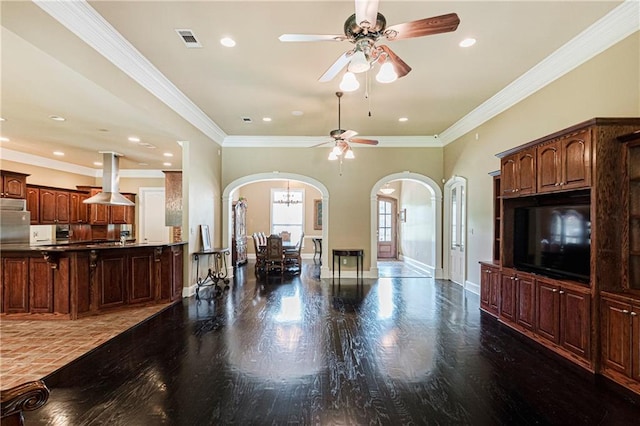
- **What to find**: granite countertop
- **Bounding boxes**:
[1,241,187,252]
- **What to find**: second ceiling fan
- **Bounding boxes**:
[279,0,460,83]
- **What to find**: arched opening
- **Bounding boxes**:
[222,173,331,278]
[370,172,443,279]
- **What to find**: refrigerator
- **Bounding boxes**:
[0,198,31,244]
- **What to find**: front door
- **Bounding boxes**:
[377,196,397,259]
[449,183,466,284]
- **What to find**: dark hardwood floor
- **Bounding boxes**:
[25,262,640,425]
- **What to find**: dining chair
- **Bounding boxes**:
[252,233,266,276]
[284,232,304,273]
[264,234,284,277]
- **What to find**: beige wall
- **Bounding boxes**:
[222,146,444,270]
[444,32,640,286]
[1,159,95,188]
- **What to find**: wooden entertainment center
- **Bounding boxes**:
[480,117,640,396]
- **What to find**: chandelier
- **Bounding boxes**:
[274,181,302,206]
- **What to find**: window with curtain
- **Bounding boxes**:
[271,188,304,243]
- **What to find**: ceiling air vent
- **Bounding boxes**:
[175,29,202,48]
[241,117,253,123]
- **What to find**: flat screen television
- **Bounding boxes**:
[514,204,591,282]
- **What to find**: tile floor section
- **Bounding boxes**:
[0,304,170,390]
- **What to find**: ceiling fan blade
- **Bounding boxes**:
[310,140,333,148]
[354,0,379,29]
[319,51,353,82]
[350,138,379,145]
[279,34,346,42]
[378,45,411,78]
[384,13,460,41]
[340,129,359,140]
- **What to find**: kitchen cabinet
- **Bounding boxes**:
[0,170,28,199]
[110,193,136,224]
[160,244,184,302]
[537,129,591,193]
[535,276,591,361]
[515,271,536,331]
[601,295,640,389]
[70,191,90,224]
[479,262,500,317]
[39,188,70,224]
[2,257,29,314]
[500,147,535,197]
[26,186,40,224]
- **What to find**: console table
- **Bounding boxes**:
[332,249,364,283]
[193,248,230,299]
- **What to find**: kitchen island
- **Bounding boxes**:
[1,241,185,319]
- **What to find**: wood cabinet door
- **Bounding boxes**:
[90,204,109,225]
[3,257,29,313]
[2,174,27,198]
[500,155,517,197]
[78,193,90,224]
[109,194,136,224]
[39,189,57,224]
[29,257,54,313]
[95,253,127,310]
[516,148,536,195]
[559,286,591,360]
[55,191,70,223]
[601,297,631,376]
[27,186,40,224]
[632,305,640,382]
[489,268,500,314]
[70,192,80,224]
[515,274,535,331]
[128,251,154,304]
[536,278,560,343]
[537,140,561,193]
[500,272,516,323]
[480,266,491,310]
[561,130,591,190]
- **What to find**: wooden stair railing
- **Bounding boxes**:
[1,380,50,426]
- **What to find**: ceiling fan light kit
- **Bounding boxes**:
[339,72,360,92]
[279,0,460,86]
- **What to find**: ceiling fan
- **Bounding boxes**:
[315,92,378,161]
[279,0,460,83]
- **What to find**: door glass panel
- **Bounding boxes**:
[378,200,392,242]
[451,187,458,247]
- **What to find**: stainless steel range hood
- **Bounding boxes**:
[83,151,135,206]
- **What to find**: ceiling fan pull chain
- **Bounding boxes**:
[367,73,372,117]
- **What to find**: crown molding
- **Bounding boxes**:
[438,0,640,146]
[1,148,166,179]
[34,0,227,145]
[223,135,442,148]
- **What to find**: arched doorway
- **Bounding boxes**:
[222,172,330,278]
[370,172,443,279]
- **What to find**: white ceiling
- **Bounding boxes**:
[0,0,635,173]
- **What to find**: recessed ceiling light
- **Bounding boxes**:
[49,115,66,121]
[138,162,148,166]
[291,111,304,116]
[0,137,9,142]
[93,161,102,166]
[220,37,236,47]
[163,162,172,167]
[398,117,409,122]
[128,136,140,142]
[459,38,476,48]
[262,117,272,122]
[0,117,6,122]
[163,152,173,157]
[53,151,65,156]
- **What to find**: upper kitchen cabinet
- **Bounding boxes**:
[110,193,136,224]
[0,170,29,199]
[26,186,40,224]
[39,188,70,224]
